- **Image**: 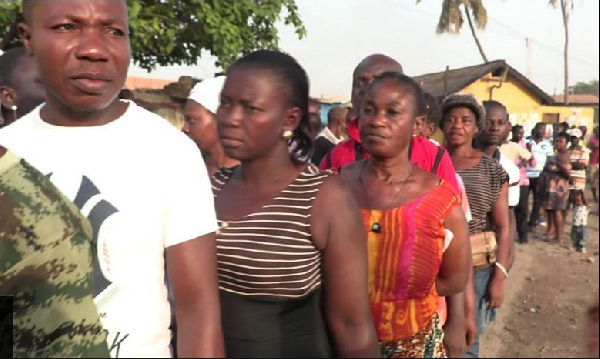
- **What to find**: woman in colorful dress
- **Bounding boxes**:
[211,50,379,358]
[538,132,572,244]
[340,72,471,358]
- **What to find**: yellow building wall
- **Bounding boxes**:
[460,72,596,134]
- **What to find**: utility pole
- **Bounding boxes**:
[526,38,533,79]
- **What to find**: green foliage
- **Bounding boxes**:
[0,0,306,71]
[570,80,599,95]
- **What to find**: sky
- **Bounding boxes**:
[128,0,600,99]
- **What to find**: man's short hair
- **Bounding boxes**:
[0,47,27,87]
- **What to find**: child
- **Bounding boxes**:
[571,190,590,253]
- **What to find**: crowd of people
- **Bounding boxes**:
[0,0,598,358]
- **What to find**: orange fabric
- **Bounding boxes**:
[363,181,460,341]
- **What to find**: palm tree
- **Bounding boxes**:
[418,0,489,63]
[550,0,573,105]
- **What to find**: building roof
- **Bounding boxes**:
[125,76,174,90]
[413,59,555,105]
[552,94,599,106]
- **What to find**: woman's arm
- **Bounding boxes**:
[488,183,510,309]
[557,152,572,178]
[311,176,380,358]
[436,206,471,296]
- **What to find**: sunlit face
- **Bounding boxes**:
[554,136,568,151]
[351,59,402,112]
[443,106,479,147]
[182,100,218,152]
[482,106,509,145]
[512,127,524,142]
[359,79,416,158]
[216,66,299,161]
[21,0,131,112]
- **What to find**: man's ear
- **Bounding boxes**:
[0,86,17,109]
[18,22,34,56]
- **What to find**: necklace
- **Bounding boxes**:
[358,161,415,233]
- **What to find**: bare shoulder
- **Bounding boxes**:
[338,160,365,186]
[411,165,444,194]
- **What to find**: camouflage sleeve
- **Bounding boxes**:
[0,152,109,358]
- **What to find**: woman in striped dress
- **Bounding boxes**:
[211,50,379,358]
[441,93,511,358]
[341,72,472,358]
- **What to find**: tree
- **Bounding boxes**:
[570,80,599,96]
[550,0,573,105]
[0,0,306,71]
[418,0,489,63]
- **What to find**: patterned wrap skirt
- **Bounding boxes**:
[538,171,570,210]
[378,313,446,358]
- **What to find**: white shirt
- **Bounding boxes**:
[572,205,589,226]
[499,153,521,207]
[0,101,218,358]
[526,138,554,178]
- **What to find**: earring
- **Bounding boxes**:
[11,105,17,122]
[282,130,293,140]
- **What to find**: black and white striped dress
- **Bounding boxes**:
[457,154,508,235]
[211,164,333,358]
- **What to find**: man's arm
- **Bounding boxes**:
[166,234,224,358]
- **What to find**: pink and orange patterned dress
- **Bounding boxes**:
[362,181,460,358]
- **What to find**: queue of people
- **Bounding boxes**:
[0,1,598,358]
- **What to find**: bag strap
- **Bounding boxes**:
[325,150,332,169]
[431,146,445,174]
[355,141,364,161]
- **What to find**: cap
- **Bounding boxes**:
[567,128,583,138]
[440,93,486,129]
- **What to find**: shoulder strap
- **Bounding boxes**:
[354,141,364,161]
[431,146,445,174]
[325,150,332,169]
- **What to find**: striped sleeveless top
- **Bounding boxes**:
[211,164,332,299]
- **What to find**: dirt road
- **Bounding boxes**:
[480,206,599,358]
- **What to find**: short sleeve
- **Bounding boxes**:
[517,144,533,161]
[162,138,218,248]
[488,156,508,205]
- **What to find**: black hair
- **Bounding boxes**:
[482,100,507,117]
[327,106,345,126]
[366,71,425,118]
[558,122,570,132]
[228,50,312,161]
[512,124,523,133]
[0,47,27,87]
[555,132,570,142]
[422,92,441,127]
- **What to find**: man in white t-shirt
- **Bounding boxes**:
[0,1,224,357]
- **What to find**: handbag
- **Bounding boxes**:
[470,214,497,268]
[470,231,498,269]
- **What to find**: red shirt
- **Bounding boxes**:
[320,119,460,193]
[590,134,599,165]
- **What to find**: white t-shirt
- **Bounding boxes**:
[499,153,521,207]
[0,101,218,358]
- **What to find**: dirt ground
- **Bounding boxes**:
[480,201,600,358]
